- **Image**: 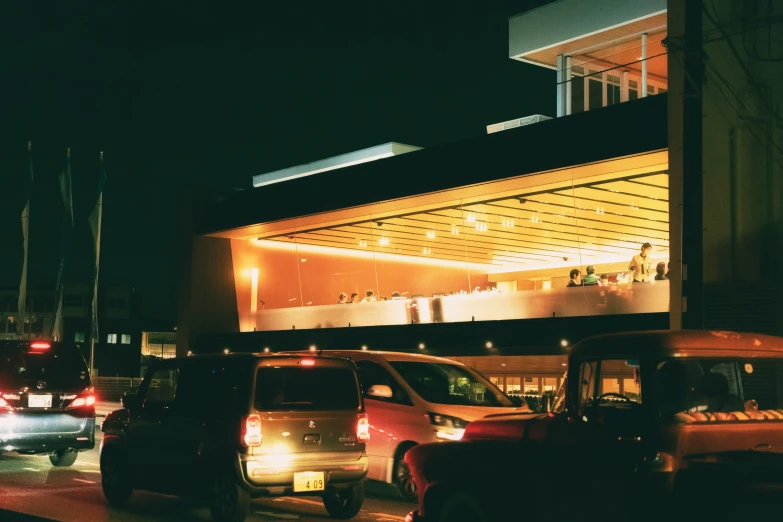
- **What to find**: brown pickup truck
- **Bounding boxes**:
[405,330,783,522]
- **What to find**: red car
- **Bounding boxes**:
[405,330,783,522]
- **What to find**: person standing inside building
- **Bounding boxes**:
[361,289,376,302]
[349,292,359,304]
[567,269,582,287]
[629,242,653,282]
[338,292,348,304]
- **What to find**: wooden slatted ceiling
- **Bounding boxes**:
[261,171,669,271]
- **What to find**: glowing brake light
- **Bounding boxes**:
[30,342,50,350]
[0,398,8,408]
[68,395,96,408]
[301,359,315,366]
[357,414,370,443]
[243,414,262,447]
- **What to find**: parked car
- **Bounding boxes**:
[281,350,530,501]
[0,340,95,466]
[100,353,369,522]
[405,330,783,522]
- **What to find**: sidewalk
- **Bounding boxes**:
[95,401,122,418]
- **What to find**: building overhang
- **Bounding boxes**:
[252,142,421,188]
[198,95,668,239]
[510,0,667,74]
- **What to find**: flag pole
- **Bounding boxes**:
[19,142,33,341]
[52,148,73,342]
[89,151,105,377]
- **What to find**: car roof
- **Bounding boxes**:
[162,353,358,367]
[290,350,467,365]
[570,330,783,359]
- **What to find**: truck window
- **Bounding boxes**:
[598,359,642,404]
[657,357,783,421]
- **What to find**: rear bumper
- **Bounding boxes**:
[235,451,369,496]
[0,413,95,454]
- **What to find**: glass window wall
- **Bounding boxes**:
[232,152,670,333]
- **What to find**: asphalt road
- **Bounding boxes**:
[0,404,413,522]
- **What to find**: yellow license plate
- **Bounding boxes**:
[293,471,325,492]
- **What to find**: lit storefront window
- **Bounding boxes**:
[524,377,539,395]
[602,378,621,395]
[542,377,558,393]
[489,376,504,392]
[506,377,521,396]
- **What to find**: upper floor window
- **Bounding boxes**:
[121,334,131,344]
[107,333,117,344]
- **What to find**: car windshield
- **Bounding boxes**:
[0,341,90,390]
[255,366,360,411]
[657,357,783,421]
[389,361,515,407]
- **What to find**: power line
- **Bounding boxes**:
[703,1,783,123]
[703,61,783,171]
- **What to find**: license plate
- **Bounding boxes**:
[28,394,53,408]
[293,471,325,492]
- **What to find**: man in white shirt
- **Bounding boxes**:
[629,242,653,282]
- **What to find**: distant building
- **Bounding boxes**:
[141,330,177,359]
[0,284,142,377]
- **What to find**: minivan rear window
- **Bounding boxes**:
[255,366,360,411]
[0,341,90,390]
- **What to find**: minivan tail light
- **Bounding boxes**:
[242,414,262,447]
[30,342,51,350]
[357,414,370,443]
[301,359,315,366]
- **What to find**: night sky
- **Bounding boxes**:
[0,1,554,325]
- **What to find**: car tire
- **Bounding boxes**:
[438,493,486,522]
[101,447,133,506]
[322,481,365,519]
[49,448,78,467]
[209,473,250,522]
[393,444,418,502]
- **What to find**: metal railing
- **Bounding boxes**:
[508,394,555,413]
[93,376,144,402]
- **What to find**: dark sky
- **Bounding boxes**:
[0,1,554,324]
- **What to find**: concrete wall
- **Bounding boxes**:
[177,187,240,355]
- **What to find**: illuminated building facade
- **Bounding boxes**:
[178,0,783,390]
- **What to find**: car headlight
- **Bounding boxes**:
[426,412,468,429]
